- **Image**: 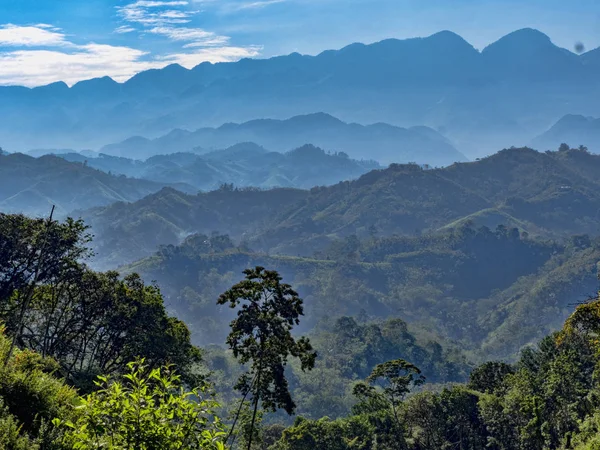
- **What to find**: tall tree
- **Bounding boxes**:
[21,271,202,390]
[218,267,317,450]
[363,359,424,427]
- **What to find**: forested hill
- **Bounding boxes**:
[0,152,192,217]
[6,212,600,448]
[59,143,381,191]
[98,113,465,165]
[82,146,600,268]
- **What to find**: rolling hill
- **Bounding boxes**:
[60,143,381,190]
[0,152,192,217]
[121,218,600,361]
[99,113,466,165]
[81,146,600,268]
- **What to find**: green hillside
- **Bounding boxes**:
[83,146,600,267]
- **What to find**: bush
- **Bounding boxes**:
[56,359,227,450]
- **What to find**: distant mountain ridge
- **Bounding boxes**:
[99,113,466,165]
[82,146,600,268]
[532,114,600,151]
[60,142,381,190]
[0,152,190,217]
[1,29,600,158]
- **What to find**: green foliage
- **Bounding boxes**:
[274,416,376,450]
[23,270,202,390]
[218,267,316,416]
[56,359,226,450]
[468,361,514,394]
[0,212,91,317]
[0,213,203,392]
[0,326,79,448]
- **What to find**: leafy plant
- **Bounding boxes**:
[56,359,226,450]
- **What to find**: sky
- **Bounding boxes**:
[0,0,599,87]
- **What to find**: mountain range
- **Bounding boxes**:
[0,152,188,217]
[532,114,600,151]
[1,29,600,159]
[98,113,465,165]
[0,143,384,218]
[60,142,381,190]
[81,145,600,269]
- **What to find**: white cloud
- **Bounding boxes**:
[149,26,229,46]
[0,24,72,47]
[0,0,264,86]
[114,26,137,34]
[233,0,285,11]
[0,41,260,87]
[117,0,238,49]
[0,45,152,86]
[117,1,193,25]
[159,45,262,66]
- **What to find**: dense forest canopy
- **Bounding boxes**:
[1,212,600,449]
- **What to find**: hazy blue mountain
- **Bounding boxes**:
[531,114,600,152]
[82,146,600,268]
[100,113,465,165]
[60,143,381,190]
[0,152,194,217]
[0,29,599,159]
[481,28,584,82]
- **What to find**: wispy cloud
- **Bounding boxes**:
[233,0,286,11]
[0,0,265,86]
[116,1,194,25]
[148,26,230,46]
[0,24,72,47]
[116,0,258,55]
[114,26,137,34]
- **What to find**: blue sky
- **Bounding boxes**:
[0,0,599,86]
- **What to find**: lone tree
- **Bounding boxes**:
[354,359,424,428]
[218,266,317,450]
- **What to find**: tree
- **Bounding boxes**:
[0,213,91,330]
[559,143,571,152]
[218,267,317,450]
[361,359,424,428]
[468,361,514,394]
[56,359,226,450]
[20,270,202,390]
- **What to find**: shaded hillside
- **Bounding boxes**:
[81,186,308,269]
[2,30,600,158]
[0,152,190,217]
[259,147,600,253]
[123,224,599,360]
[61,143,381,190]
[99,113,465,165]
[82,147,600,267]
[532,114,600,152]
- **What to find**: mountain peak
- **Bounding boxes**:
[554,114,593,127]
[427,30,471,45]
[483,28,554,53]
[32,81,68,92]
[287,112,344,126]
[71,76,119,92]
